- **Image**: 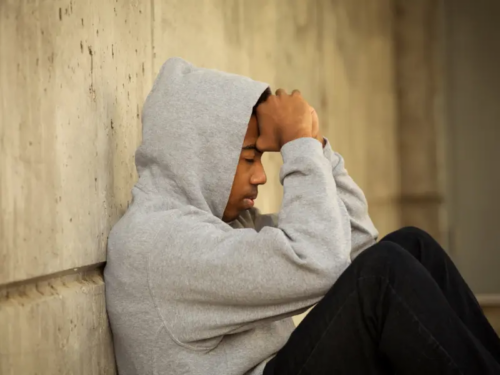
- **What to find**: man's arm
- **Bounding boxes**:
[321,138,378,259]
[242,135,377,259]
[244,145,377,260]
[312,109,378,257]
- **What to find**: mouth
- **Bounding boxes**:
[243,194,258,208]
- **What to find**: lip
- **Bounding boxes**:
[243,195,257,208]
[243,199,255,208]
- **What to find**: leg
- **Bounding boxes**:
[382,227,500,361]
[264,241,500,375]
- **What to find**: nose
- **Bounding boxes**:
[251,162,267,186]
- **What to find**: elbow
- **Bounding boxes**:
[315,243,352,281]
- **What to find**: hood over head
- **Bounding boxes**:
[134,57,269,219]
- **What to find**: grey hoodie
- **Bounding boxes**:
[104,57,378,375]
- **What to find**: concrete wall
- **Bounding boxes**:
[1,1,152,373]
[445,0,500,294]
[151,0,400,236]
[394,0,447,243]
[1,1,399,373]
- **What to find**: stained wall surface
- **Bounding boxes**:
[395,0,446,243]
[445,0,500,294]
[1,1,399,373]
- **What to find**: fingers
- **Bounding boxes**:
[275,88,301,97]
[275,88,287,96]
[258,87,313,149]
[311,107,318,128]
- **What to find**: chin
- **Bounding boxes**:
[222,211,238,223]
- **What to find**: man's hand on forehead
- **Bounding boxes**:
[255,89,322,152]
[310,106,325,147]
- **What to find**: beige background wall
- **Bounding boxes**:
[0,0,465,374]
[445,0,500,294]
[394,0,446,243]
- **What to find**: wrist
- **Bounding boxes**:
[316,134,326,148]
[281,131,313,148]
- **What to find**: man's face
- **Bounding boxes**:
[222,115,267,222]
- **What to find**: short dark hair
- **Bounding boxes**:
[252,87,272,115]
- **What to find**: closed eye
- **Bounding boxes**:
[245,159,255,164]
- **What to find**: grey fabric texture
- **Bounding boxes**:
[104,57,378,375]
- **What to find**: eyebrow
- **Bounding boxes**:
[242,144,263,153]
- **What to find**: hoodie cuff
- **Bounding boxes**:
[322,138,344,176]
[280,137,324,163]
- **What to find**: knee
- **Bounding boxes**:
[381,226,449,265]
[398,226,428,236]
[382,226,441,249]
[383,226,430,242]
[355,241,418,276]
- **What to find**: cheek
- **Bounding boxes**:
[230,179,245,200]
[233,165,251,187]
[228,175,250,204]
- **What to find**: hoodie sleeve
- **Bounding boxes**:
[322,138,378,258]
[148,138,353,349]
[248,138,378,259]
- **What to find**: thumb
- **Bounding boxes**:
[310,107,319,137]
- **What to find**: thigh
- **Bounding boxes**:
[381,227,500,363]
[265,240,500,375]
[264,244,392,375]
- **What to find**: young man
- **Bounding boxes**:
[104,58,500,375]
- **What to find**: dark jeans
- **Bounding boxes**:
[263,227,500,375]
